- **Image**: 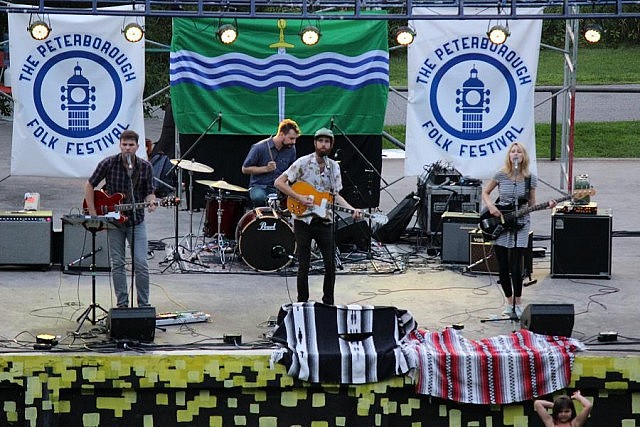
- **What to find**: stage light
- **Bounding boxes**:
[217,23,238,44]
[395,26,416,46]
[487,24,510,45]
[584,23,603,44]
[123,23,144,43]
[300,25,321,46]
[28,20,51,41]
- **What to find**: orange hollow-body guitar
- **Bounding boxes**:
[287,181,388,226]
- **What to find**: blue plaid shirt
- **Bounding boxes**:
[88,154,155,226]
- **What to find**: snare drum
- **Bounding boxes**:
[203,195,247,238]
[236,207,296,272]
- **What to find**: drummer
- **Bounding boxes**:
[241,119,299,207]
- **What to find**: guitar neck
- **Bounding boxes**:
[115,200,153,211]
[332,204,372,219]
[505,195,572,221]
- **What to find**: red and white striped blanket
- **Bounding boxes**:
[406,328,584,404]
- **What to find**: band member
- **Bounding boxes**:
[275,127,362,305]
[84,129,156,308]
[481,142,555,317]
[242,119,299,207]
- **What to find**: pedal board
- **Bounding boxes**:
[156,311,211,326]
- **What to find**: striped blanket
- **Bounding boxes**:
[407,328,585,404]
[270,302,416,384]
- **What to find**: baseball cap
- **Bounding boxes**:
[314,127,334,140]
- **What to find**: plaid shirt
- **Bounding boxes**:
[88,153,155,226]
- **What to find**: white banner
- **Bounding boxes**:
[9,6,145,177]
[405,8,543,179]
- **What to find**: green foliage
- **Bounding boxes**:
[384,122,640,158]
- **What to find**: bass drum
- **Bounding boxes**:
[236,208,296,272]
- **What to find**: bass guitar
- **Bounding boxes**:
[287,181,389,226]
[479,188,595,240]
[83,189,180,223]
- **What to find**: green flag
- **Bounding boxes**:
[170,17,388,135]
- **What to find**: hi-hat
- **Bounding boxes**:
[196,180,248,192]
[170,159,214,173]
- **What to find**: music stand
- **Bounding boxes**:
[62,215,113,333]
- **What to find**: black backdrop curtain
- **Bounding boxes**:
[176,133,383,210]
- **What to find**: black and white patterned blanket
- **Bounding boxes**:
[270,302,416,384]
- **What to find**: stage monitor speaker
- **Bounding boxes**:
[108,307,156,342]
[62,220,111,272]
[441,212,480,263]
[0,211,52,266]
[551,212,612,278]
[335,212,371,251]
[372,193,419,244]
[520,304,575,337]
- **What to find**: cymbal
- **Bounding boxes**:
[196,180,248,192]
[170,159,214,173]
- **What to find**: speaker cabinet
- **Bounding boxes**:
[108,307,156,342]
[520,304,575,337]
[0,211,52,266]
[62,219,111,272]
[551,212,612,278]
[441,212,480,263]
[420,185,481,233]
[469,231,533,274]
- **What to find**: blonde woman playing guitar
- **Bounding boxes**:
[275,127,362,306]
[481,142,557,318]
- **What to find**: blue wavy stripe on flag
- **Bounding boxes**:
[170,50,389,92]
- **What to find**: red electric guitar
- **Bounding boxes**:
[83,189,179,223]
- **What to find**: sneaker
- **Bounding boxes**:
[502,305,514,316]
[515,305,523,317]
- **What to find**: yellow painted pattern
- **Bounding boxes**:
[0,354,637,425]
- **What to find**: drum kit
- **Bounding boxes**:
[165,158,295,272]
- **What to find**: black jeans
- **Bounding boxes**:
[494,245,524,298]
[294,219,336,305]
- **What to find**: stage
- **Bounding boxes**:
[1,115,640,424]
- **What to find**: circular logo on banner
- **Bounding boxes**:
[33,50,122,139]
[429,53,517,141]
[16,32,140,158]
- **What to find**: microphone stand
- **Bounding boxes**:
[126,157,137,308]
[330,118,396,268]
[160,113,221,273]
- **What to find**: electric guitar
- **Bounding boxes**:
[83,189,180,223]
[287,181,389,226]
[479,188,595,240]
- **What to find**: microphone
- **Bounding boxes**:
[330,116,334,130]
[218,112,222,132]
[334,149,342,160]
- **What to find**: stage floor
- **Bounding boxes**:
[1,117,638,355]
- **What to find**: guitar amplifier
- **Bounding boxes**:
[441,212,480,263]
[62,218,111,272]
[469,230,533,275]
[0,211,53,266]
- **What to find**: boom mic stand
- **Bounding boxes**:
[160,113,222,273]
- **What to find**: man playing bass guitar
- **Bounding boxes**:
[275,127,362,306]
[481,142,555,318]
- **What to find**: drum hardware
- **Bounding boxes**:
[195,179,248,193]
[161,159,212,273]
[236,207,296,272]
